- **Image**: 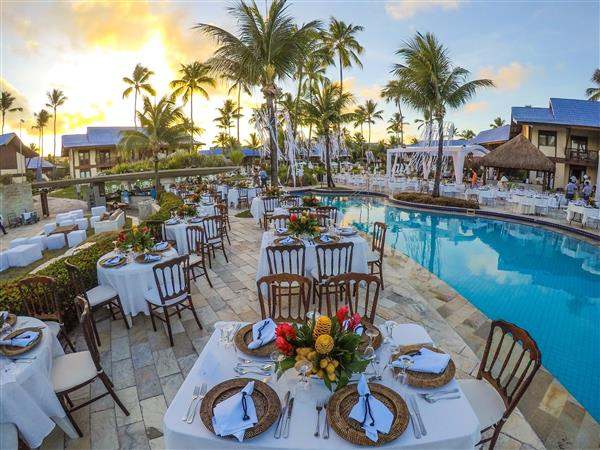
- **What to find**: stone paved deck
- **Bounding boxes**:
[38,211,597,450]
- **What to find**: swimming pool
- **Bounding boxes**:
[318,194,600,421]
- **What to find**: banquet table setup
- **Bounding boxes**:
[228,187,260,208]
[566,202,600,228]
[163,321,481,450]
[0,315,78,448]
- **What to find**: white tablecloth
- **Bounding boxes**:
[567,204,600,226]
[97,248,179,317]
[228,187,259,208]
[4,244,43,267]
[250,197,268,224]
[163,322,480,449]
[256,231,369,282]
[1,317,78,448]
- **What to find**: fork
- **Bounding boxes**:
[314,401,323,437]
[182,385,201,422]
[184,383,207,423]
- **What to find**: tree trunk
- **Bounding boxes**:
[432,117,444,197]
[324,129,335,188]
[190,93,194,152]
[338,54,343,142]
[308,90,313,142]
[1,112,4,134]
[53,107,57,158]
[133,89,138,128]
[154,153,161,195]
[293,66,304,138]
[266,93,278,186]
[398,102,404,146]
[236,84,241,144]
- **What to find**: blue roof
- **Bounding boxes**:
[512,98,600,128]
[200,147,261,157]
[26,157,55,169]
[471,125,510,144]
[62,126,138,150]
[0,133,16,146]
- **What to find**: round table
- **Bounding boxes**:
[96,248,179,317]
[0,316,78,448]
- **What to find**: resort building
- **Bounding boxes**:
[470,124,510,150]
[0,132,36,181]
[61,126,135,178]
[510,98,600,188]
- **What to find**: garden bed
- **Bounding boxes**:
[393,192,479,209]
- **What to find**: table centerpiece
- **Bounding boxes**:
[274,307,369,391]
[116,225,155,254]
[264,186,282,197]
[302,195,320,207]
[176,204,197,219]
[288,211,319,238]
[186,192,200,204]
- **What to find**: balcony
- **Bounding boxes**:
[96,158,115,168]
[565,148,598,166]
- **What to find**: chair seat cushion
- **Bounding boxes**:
[189,254,203,266]
[86,285,118,306]
[52,351,98,393]
[144,288,187,306]
[366,249,381,263]
[458,379,505,429]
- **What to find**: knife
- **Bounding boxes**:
[274,391,290,438]
[407,397,421,439]
[410,395,427,436]
[282,397,294,438]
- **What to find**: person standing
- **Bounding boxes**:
[582,181,592,202]
[0,215,7,235]
[259,168,268,188]
[565,179,577,202]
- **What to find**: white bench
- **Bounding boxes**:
[5,244,43,267]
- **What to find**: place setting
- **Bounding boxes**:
[0,318,43,358]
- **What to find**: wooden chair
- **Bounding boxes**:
[145,220,166,242]
[316,206,338,226]
[201,215,229,267]
[261,196,280,230]
[367,222,387,288]
[257,274,311,322]
[265,244,306,276]
[312,242,354,309]
[65,260,129,346]
[17,276,75,352]
[238,187,250,209]
[280,195,300,207]
[266,214,290,230]
[185,226,213,288]
[322,273,380,323]
[53,296,130,437]
[458,320,542,450]
[214,203,231,245]
[144,255,203,346]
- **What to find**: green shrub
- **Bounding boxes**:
[105,151,230,175]
[393,192,480,209]
[141,191,183,225]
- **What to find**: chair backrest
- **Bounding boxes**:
[478,320,542,416]
[288,206,311,215]
[371,222,387,257]
[315,241,354,280]
[145,220,166,242]
[151,255,190,305]
[267,214,290,230]
[262,196,280,213]
[17,276,62,323]
[280,195,300,207]
[266,244,306,275]
[257,274,311,322]
[214,203,228,220]
[316,206,338,224]
[64,259,87,298]
[75,296,103,372]
[239,187,249,198]
[201,215,224,241]
[186,226,205,256]
[323,273,380,323]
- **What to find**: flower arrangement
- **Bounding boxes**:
[235,180,249,188]
[287,211,319,237]
[176,204,197,218]
[194,183,208,194]
[302,195,320,207]
[274,307,369,390]
[116,226,155,253]
[186,193,200,203]
[264,186,282,197]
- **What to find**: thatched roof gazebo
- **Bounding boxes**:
[480,134,555,188]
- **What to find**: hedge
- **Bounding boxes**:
[393,192,480,209]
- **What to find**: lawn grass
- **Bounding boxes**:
[49,185,89,200]
[235,210,253,218]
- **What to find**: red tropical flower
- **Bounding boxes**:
[349,313,362,331]
[275,336,294,355]
[336,306,349,324]
[290,213,297,223]
[275,322,296,341]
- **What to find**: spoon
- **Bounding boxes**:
[234,367,272,376]
[422,395,461,403]
[236,363,274,371]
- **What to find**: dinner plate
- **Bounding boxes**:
[0,327,43,357]
[392,344,456,388]
[99,255,127,268]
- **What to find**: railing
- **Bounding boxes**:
[565,148,598,163]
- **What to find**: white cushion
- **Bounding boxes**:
[144,288,187,306]
[58,219,74,227]
[91,206,106,217]
[5,244,42,267]
[366,249,380,263]
[67,230,87,248]
[27,235,46,251]
[52,351,98,393]
[46,233,65,250]
[75,218,89,230]
[458,379,506,429]
[86,284,118,306]
[9,238,27,248]
[70,209,84,219]
[0,423,18,450]
[189,253,203,266]
[392,323,434,346]
[43,223,57,235]
[89,216,101,227]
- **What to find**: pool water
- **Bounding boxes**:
[319,194,600,421]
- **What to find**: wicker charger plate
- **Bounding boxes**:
[134,253,162,264]
[99,255,127,268]
[314,235,341,244]
[200,378,281,441]
[234,323,278,357]
[392,344,455,389]
[0,327,43,357]
[273,236,301,246]
[357,322,382,353]
[152,242,172,253]
[328,382,409,446]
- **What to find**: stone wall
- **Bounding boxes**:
[0,183,34,219]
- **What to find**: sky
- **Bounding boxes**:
[1,0,598,156]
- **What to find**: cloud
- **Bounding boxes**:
[385,0,462,20]
[478,62,532,91]
[358,84,382,101]
[0,78,32,131]
[464,101,488,113]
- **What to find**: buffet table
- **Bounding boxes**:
[163,322,480,449]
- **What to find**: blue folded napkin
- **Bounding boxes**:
[212,381,257,441]
[275,227,288,234]
[247,318,276,349]
[144,253,161,263]
[279,236,295,245]
[349,376,393,442]
[153,242,169,251]
[166,218,179,225]
[392,347,450,374]
[320,234,332,243]
[0,330,39,347]
[104,255,123,266]
[189,217,203,223]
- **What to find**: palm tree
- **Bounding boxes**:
[122,64,156,127]
[245,132,261,149]
[119,96,187,192]
[1,91,23,134]
[214,99,239,141]
[213,132,231,149]
[225,66,252,144]
[322,18,363,97]
[302,53,329,141]
[32,109,51,179]
[170,61,216,152]
[394,32,493,196]
[457,129,475,139]
[381,79,407,145]
[196,0,319,185]
[489,117,506,128]
[45,89,67,158]
[362,99,383,145]
[387,113,405,141]
[303,80,354,187]
[585,69,600,101]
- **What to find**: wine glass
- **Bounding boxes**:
[296,359,312,391]
[365,327,378,348]
[395,355,413,391]
[384,320,397,344]
[362,345,376,375]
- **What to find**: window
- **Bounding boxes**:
[78,150,90,165]
[97,150,111,164]
[538,130,556,147]
[571,136,588,151]
[79,169,91,178]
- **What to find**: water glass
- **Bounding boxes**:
[296,360,312,391]
[384,320,398,344]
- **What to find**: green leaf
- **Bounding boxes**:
[323,374,333,391]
